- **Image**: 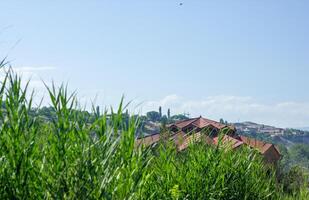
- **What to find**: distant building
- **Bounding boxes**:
[238,135,281,164]
[136,116,281,165]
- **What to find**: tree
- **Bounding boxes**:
[147,111,161,122]
[159,106,162,118]
[161,115,168,127]
[289,144,309,167]
[171,114,189,121]
[219,119,228,125]
[167,108,171,119]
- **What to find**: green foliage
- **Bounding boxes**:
[146,111,161,122]
[278,166,309,200]
[142,141,278,200]
[0,68,151,199]
[0,65,307,199]
[278,143,309,173]
[170,114,189,121]
[281,166,307,194]
[0,69,39,198]
[289,144,309,166]
[159,106,162,118]
[160,115,168,126]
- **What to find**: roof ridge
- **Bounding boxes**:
[136,132,160,139]
[192,117,202,124]
[201,117,230,127]
[174,117,199,124]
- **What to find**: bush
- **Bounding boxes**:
[281,166,308,195]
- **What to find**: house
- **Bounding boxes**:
[136,116,281,165]
[168,116,236,137]
[238,136,281,164]
[136,116,235,149]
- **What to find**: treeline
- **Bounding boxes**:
[143,106,189,124]
[26,105,190,137]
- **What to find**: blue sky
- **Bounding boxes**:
[1,1,309,128]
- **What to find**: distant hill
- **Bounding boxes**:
[232,121,309,147]
[233,121,285,136]
[296,127,309,131]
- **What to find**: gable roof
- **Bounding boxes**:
[136,133,160,146]
[173,118,199,129]
[138,117,236,148]
[239,136,280,155]
[135,131,187,148]
[136,117,280,163]
[171,116,235,131]
[213,135,244,149]
[177,132,202,151]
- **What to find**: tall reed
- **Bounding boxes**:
[0,62,306,199]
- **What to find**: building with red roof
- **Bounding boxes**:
[136,116,281,165]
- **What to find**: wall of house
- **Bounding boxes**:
[263,146,281,165]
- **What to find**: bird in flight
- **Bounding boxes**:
[180,3,183,6]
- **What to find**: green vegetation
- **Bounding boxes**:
[238,128,309,178]
[0,62,308,199]
[279,144,309,173]
[145,142,278,199]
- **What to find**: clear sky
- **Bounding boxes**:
[1,0,309,128]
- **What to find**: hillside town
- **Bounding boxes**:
[234,122,285,136]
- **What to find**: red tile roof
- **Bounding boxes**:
[213,135,244,149]
[193,117,226,129]
[177,132,202,151]
[171,116,235,131]
[136,133,160,146]
[173,118,199,129]
[137,117,235,148]
[239,136,279,155]
[136,117,280,164]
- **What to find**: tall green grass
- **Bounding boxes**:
[141,138,278,200]
[0,64,151,199]
[0,63,307,199]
